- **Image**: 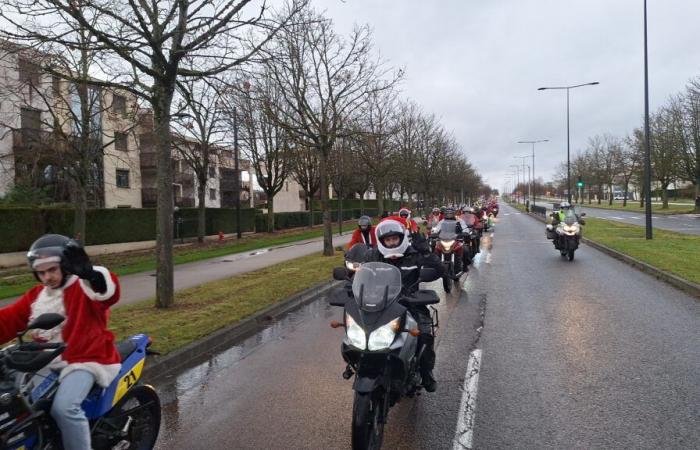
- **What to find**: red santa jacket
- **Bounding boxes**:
[0,267,121,366]
[347,226,378,248]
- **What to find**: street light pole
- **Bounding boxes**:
[643,0,653,239]
[233,106,242,239]
[538,83,599,204]
[517,139,548,207]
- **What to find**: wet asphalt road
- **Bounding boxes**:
[150,204,700,449]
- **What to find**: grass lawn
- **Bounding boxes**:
[579,202,696,215]
[109,252,343,355]
[0,221,354,300]
[583,218,700,285]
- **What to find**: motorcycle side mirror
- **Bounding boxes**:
[419,267,440,282]
[332,267,349,281]
[580,212,587,217]
[26,313,65,331]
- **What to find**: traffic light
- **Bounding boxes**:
[576,177,584,188]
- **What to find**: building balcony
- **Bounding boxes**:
[175,196,195,208]
[174,171,194,186]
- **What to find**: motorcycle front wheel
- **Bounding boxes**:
[352,392,385,450]
[567,249,575,261]
[92,384,161,450]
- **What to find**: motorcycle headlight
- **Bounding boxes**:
[345,261,360,272]
[563,224,579,233]
[367,318,401,351]
[440,240,455,251]
[345,314,366,350]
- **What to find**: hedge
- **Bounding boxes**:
[0,207,257,253]
[254,208,382,232]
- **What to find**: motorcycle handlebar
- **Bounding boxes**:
[19,342,64,351]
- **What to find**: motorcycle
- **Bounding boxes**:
[546,210,586,261]
[329,262,441,450]
[434,221,464,293]
[0,313,161,450]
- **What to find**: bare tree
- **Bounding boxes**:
[263,6,400,255]
[232,75,291,232]
[0,0,306,307]
[288,143,320,227]
[172,78,228,243]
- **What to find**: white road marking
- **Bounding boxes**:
[452,349,482,450]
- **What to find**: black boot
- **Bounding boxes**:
[421,370,437,392]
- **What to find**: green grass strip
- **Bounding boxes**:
[109,252,343,355]
[583,218,700,285]
[579,202,695,215]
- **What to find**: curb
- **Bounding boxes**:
[511,205,700,300]
[142,278,343,380]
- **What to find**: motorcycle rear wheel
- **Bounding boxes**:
[567,249,575,261]
[352,392,384,450]
[92,384,161,450]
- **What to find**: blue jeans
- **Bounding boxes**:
[51,370,95,450]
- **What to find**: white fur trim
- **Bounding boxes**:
[28,279,76,342]
[79,266,116,301]
[59,362,122,388]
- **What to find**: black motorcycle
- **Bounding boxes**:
[329,263,440,450]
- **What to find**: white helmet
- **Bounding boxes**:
[375,219,409,259]
[560,201,571,209]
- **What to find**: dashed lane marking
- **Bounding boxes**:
[452,349,482,450]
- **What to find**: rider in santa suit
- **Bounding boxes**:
[0,234,121,450]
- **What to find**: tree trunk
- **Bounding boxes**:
[73,184,87,243]
[639,185,645,208]
[267,198,275,233]
[359,193,365,215]
[376,186,385,215]
[608,185,613,205]
[662,184,669,209]
[153,81,175,309]
[338,193,343,235]
[623,183,629,207]
[308,191,314,228]
[319,145,333,256]
[197,178,206,243]
[597,185,602,204]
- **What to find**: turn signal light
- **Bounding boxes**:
[409,329,421,337]
[330,320,344,329]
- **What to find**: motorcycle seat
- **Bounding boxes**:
[116,339,138,362]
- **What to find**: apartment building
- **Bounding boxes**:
[0,41,142,207]
[137,110,250,209]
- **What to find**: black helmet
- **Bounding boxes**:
[444,207,456,220]
[358,216,372,230]
[27,234,72,270]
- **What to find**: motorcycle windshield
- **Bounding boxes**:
[438,221,458,240]
[352,262,403,312]
[564,210,577,225]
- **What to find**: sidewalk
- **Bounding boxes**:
[0,232,351,307]
[0,231,255,269]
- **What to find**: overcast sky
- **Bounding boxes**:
[315,0,700,192]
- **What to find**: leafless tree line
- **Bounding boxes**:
[0,1,484,307]
[551,77,700,209]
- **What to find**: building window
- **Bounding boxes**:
[114,132,128,151]
[116,169,130,188]
[18,58,41,87]
[209,189,217,200]
[208,166,216,178]
[285,182,289,192]
[112,94,126,116]
[20,108,41,130]
[52,76,61,97]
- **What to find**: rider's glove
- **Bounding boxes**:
[63,240,107,294]
[410,232,431,255]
